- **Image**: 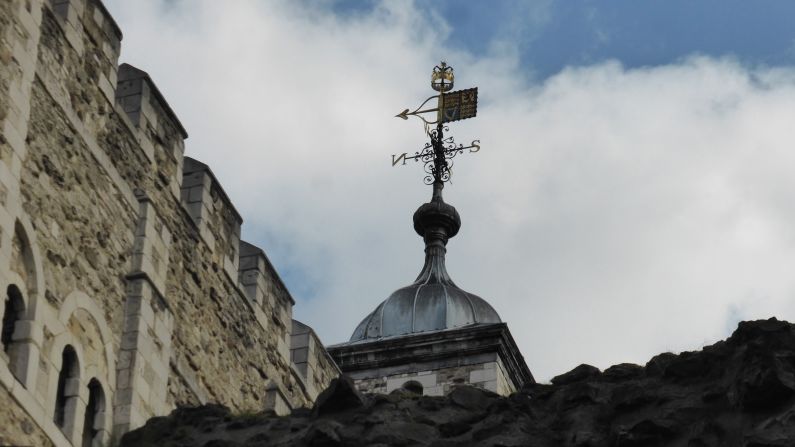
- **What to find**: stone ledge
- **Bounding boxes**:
[328,322,534,389]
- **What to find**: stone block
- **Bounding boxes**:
[277,337,289,363]
[223,256,237,283]
[3,119,26,155]
[187,185,204,203]
[264,385,291,416]
[113,387,133,408]
[113,403,132,426]
[102,40,116,62]
[136,373,151,401]
[98,72,115,105]
[180,171,205,189]
[117,350,132,370]
[92,4,104,26]
[16,1,41,32]
[238,254,261,272]
[117,95,140,115]
[12,48,37,79]
[469,367,497,384]
[294,363,308,378]
[120,330,140,351]
[184,202,205,223]
[63,21,85,54]
[292,347,309,364]
[7,77,29,108]
[0,359,14,389]
[117,368,131,390]
[139,298,155,329]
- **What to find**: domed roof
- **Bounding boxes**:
[349,183,501,342]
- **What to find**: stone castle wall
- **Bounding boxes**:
[0,1,338,446]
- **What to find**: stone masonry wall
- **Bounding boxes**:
[0,1,339,446]
[353,359,516,397]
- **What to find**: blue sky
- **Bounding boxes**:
[332,0,795,78]
[106,0,795,381]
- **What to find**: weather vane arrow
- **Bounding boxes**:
[392,61,481,185]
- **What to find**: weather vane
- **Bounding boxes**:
[392,62,481,185]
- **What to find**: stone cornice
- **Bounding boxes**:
[328,323,534,389]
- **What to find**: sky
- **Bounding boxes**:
[103,0,795,382]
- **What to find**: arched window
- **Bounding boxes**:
[1,285,25,381]
[401,380,424,395]
[54,345,80,432]
[82,379,105,447]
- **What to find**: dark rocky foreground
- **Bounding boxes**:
[122,318,795,447]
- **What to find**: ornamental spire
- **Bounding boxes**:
[392,62,482,280]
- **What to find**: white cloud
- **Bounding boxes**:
[105,0,795,381]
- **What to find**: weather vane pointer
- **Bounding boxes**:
[392,62,481,185]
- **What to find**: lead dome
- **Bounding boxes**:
[349,183,501,342]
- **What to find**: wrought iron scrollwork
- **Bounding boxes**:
[400,123,479,185]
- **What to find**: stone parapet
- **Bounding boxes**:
[51,0,121,65]
[51,0,121,109]
[38,0,123,139]
[239,241,295,361]
[290,320,340,401]
[180,157,242,283]
[116,63,186,200]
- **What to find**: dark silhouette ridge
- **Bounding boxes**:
[122,318,795,447]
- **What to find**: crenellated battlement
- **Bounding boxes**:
[116,63,187,199]
[51,0,122,58]
[180,157,243,283]
[239,241,294,361]
[116,64,188,142]
[42,0,122,123]
[0,1,338,445]
[290,320,341,401]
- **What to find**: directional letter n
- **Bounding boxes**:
[392,153,408,166]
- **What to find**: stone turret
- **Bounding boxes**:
[329,181,533,397]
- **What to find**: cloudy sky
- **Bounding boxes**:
[103,0,795,381]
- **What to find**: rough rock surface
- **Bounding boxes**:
[122,318,795,447]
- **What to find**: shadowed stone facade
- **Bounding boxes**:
[0,1,338,445]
